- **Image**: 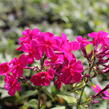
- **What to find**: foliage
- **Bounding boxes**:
[0,0,109,109]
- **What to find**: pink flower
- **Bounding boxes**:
[26,54,34,64]
[30,69,54,86]
[88,31,109,47]
[91,100,100,104]
[17,29,42,60]
[92,84,109,100]
[72,35,91,51]
[9,54,28,77]
[70,41,80,51]
[0,62,9,75]
[92,84,101,93]
[19,28,40,43]
[88,31,109,74]
[4,74,21,96]
[45,54,65,67]
[54,78,62,89]
[103,90,109,99]
[65,35,90,52]
[44,46,83,88]
[76,36,91,47]
[71,36,91,58]
[60,61,83,84]
[17,29,59,60]
[36,32,58,58]
[60,33,76,53]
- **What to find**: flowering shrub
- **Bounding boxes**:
[0,28,109,108]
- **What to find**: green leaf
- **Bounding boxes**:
[21,99,37,109]
[51,106,65,109]
[28,99,37,108]
[16,90,38,102]
[85,44,93,54]
[75,80,86,89]
[57,94,77,104]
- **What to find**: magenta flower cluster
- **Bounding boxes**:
[0,28,109,101]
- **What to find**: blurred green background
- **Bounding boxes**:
[0,0,109,109]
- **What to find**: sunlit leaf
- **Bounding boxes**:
[57,94,77,104]
[51,106,65,109]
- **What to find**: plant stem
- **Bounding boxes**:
[76,85,85,109]
[40,54,46,70]
[76,55,95,109]
[38,92,41,109]
[38,87,42,109]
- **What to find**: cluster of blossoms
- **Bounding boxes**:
[0,28,109,103]
[0,28,84,95]
[88,31,109,74]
